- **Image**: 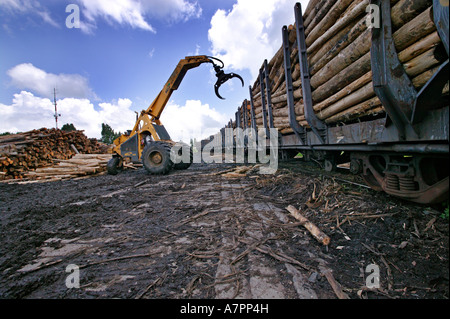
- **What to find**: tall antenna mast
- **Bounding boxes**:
[53,88,61,129]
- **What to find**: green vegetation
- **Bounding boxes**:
[441,200,449,220]
[61,123,77,132]
[190,138,199,153]
[101,123,121,145]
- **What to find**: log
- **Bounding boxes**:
[272,104,304,118]
[312,51,372,103]
[286,205,331,245]
[314,38,442,121]
[393,6,436,52]
[402,46,443,77]
[311,28,371,89]
[70,144,80,154]
[397,31,441,62]
[291,63,301,82]
[317,81,375,120]
[307,0,368,54]
[325,96,382,123]
[391,0,432,30]
[310,16,365,75]
[313,71,373,112]
[268,46,285,81]
[321,268,350,299]
[72,154,111,160]
[411,65,439,89]
[280,127,294,134]
[305,0,338,37]
[312,3,434,90]
[254,86,301,109]
[271,68,286,94]
[304,0,327,27]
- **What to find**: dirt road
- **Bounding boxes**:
[0,161,448,299]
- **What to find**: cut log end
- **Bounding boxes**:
[286,205,331,246]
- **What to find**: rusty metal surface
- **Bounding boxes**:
[352,152,449,204]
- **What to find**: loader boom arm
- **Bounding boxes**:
[145,55,213,120]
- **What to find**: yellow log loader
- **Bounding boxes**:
[107,55,244,175]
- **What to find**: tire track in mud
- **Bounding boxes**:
[215,178,318,299]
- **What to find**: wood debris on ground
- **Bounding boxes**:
[286,205,331,245]
[211,164,264,178]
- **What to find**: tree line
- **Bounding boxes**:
[61,123,121,144]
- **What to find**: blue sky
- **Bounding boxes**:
[0,0,308,141]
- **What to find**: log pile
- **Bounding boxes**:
[23,154,112,183]
[242,0,446,135]
[0,128,110,180]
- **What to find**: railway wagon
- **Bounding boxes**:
[205,0,449,204]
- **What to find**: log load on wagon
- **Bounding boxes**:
[203,0,449,204]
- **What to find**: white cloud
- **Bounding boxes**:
[141,0,202,22]
[187,44,201,56]
[195,44,201,56]
[97,99,137,134]
[7,63,96,100]
[0,91,54,133]
[148,48,156,58]
[208,0,309,79]
[160,100,228,142]
[0,0,59,27]
[37,10,59,28]
[0,91,136,139]
[77,0,202,33]
[78,0,155,33]
[0,0,31,12]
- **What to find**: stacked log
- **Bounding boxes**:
[236,100,253,129]
[23,154,111,182]
[246,0,446,135]
[0,128,109,180]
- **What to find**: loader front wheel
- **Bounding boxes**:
[142,141,173,175]
[107,157,123,175]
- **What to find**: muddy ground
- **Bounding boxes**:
[0,160,448,300]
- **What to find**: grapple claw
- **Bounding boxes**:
[214,71,245,100]
[215,83,225,100]
[230,73,245,87]
[208,56,244,100]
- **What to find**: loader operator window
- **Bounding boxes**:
[142,135,153,146]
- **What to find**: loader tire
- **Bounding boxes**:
[107,157,123,175]
[172,143,193,170]
[142,141,173,175]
